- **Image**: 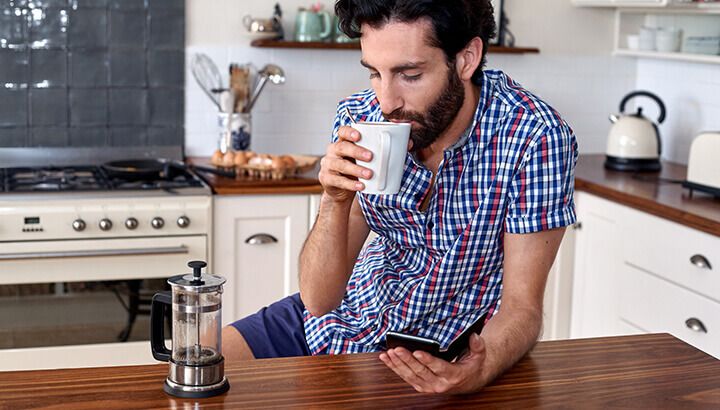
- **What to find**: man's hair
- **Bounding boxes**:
[335,0,497,84]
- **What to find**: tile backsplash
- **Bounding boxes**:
[185,45,635,158]
[0,0,185,149]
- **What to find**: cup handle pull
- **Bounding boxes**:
[377,131,391,191]
[319,11,333,39]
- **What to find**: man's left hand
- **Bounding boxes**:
[379,333,488,394]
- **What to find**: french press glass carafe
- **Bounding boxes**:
[151,260,230,398]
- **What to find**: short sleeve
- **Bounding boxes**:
[504,124,578,234]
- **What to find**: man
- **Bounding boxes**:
[223,0,578,394]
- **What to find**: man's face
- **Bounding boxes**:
[360,19,465,151]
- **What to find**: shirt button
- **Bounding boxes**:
[427,221,435,230]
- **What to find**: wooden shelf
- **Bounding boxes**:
[250,39,540,54]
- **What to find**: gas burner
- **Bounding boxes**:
[111,177,204,191]
[0,163,209,195]
[5,167,106,192]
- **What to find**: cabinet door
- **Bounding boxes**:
[214,195,310,324]
[541,227,576,341]
[570,192,625,338]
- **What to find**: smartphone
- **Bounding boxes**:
[385,332,448,359]
[384,313,487,362]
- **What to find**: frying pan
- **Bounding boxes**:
[103,159,235,180]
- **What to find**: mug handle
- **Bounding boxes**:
[319,11,333,40]
[377,131,391,191]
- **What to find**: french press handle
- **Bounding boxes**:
[150,291,172,362]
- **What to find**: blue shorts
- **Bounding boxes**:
[230,293,311,359]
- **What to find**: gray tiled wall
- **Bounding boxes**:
[0,0,184,148]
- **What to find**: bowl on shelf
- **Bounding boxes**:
[682,36,720,55]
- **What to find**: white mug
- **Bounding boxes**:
[639,26,656,51]
[351,122,411,195]
[656,27,681,53]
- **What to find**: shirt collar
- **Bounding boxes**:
[447,70,495,152]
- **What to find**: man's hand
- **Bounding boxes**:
[319,126,374,204]
[379,333,488,394]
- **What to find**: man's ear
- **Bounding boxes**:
[455,37,483,81]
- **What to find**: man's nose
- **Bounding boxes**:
[376,81,403,116]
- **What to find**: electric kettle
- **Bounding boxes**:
[151,260,230,398]
[605,90,666,172]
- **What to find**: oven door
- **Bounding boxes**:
[0,235,207,371]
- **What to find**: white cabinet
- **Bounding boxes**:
[214,195,311,324]
[570,192,625,338]
[574,0,720,64]
[541,228,577,341]
[570,191,720,358]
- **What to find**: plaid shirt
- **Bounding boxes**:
[304,70,578,355]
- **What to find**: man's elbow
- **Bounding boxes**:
[300,291,338,318]
[304,303,335,318]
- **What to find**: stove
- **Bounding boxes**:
[0,161,213,371]
[0,165,208,194]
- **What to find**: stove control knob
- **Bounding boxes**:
[72,219,86,232]
[151,217,165,229]
[125,217,139,230]
[177,216,191,229]
[99,218,113,231]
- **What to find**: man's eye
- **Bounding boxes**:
[369,72,380,80]
[402,73,422,82]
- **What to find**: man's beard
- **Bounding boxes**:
[384,63,465,151]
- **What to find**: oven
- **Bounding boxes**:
[0,167,213,371]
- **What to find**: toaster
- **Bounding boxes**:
[683,132,720,198]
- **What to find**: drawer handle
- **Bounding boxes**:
[690,254,712,270]
[685,318,708,334]
[245,233,278,245]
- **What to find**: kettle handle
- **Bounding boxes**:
[150,291,172,362]
[619,91,666,124]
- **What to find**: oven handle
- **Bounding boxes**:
[0,246,189,260]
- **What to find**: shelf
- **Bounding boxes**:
[250,39,540,54]
[614,48,720,64]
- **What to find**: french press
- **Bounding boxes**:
[151,260,230,398]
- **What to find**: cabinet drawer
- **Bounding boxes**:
[619,264,720,359]
[623,208,719,302]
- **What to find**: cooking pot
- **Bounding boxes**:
[103,159,235,181]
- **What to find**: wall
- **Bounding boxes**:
[635,59,720,164]
[185,0,634,157]
[0,0,185,149]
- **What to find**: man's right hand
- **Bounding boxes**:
[319,126,375,203]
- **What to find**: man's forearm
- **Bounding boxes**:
[478,306,543,386]
[299,194,354,316]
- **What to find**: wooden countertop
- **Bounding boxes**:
[187,157,322,195]
[187,154,720,236]
[575,154,720,237]
[2,334,719,408]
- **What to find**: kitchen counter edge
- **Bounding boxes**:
[575,154,719,237]
[187,157,323,196]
